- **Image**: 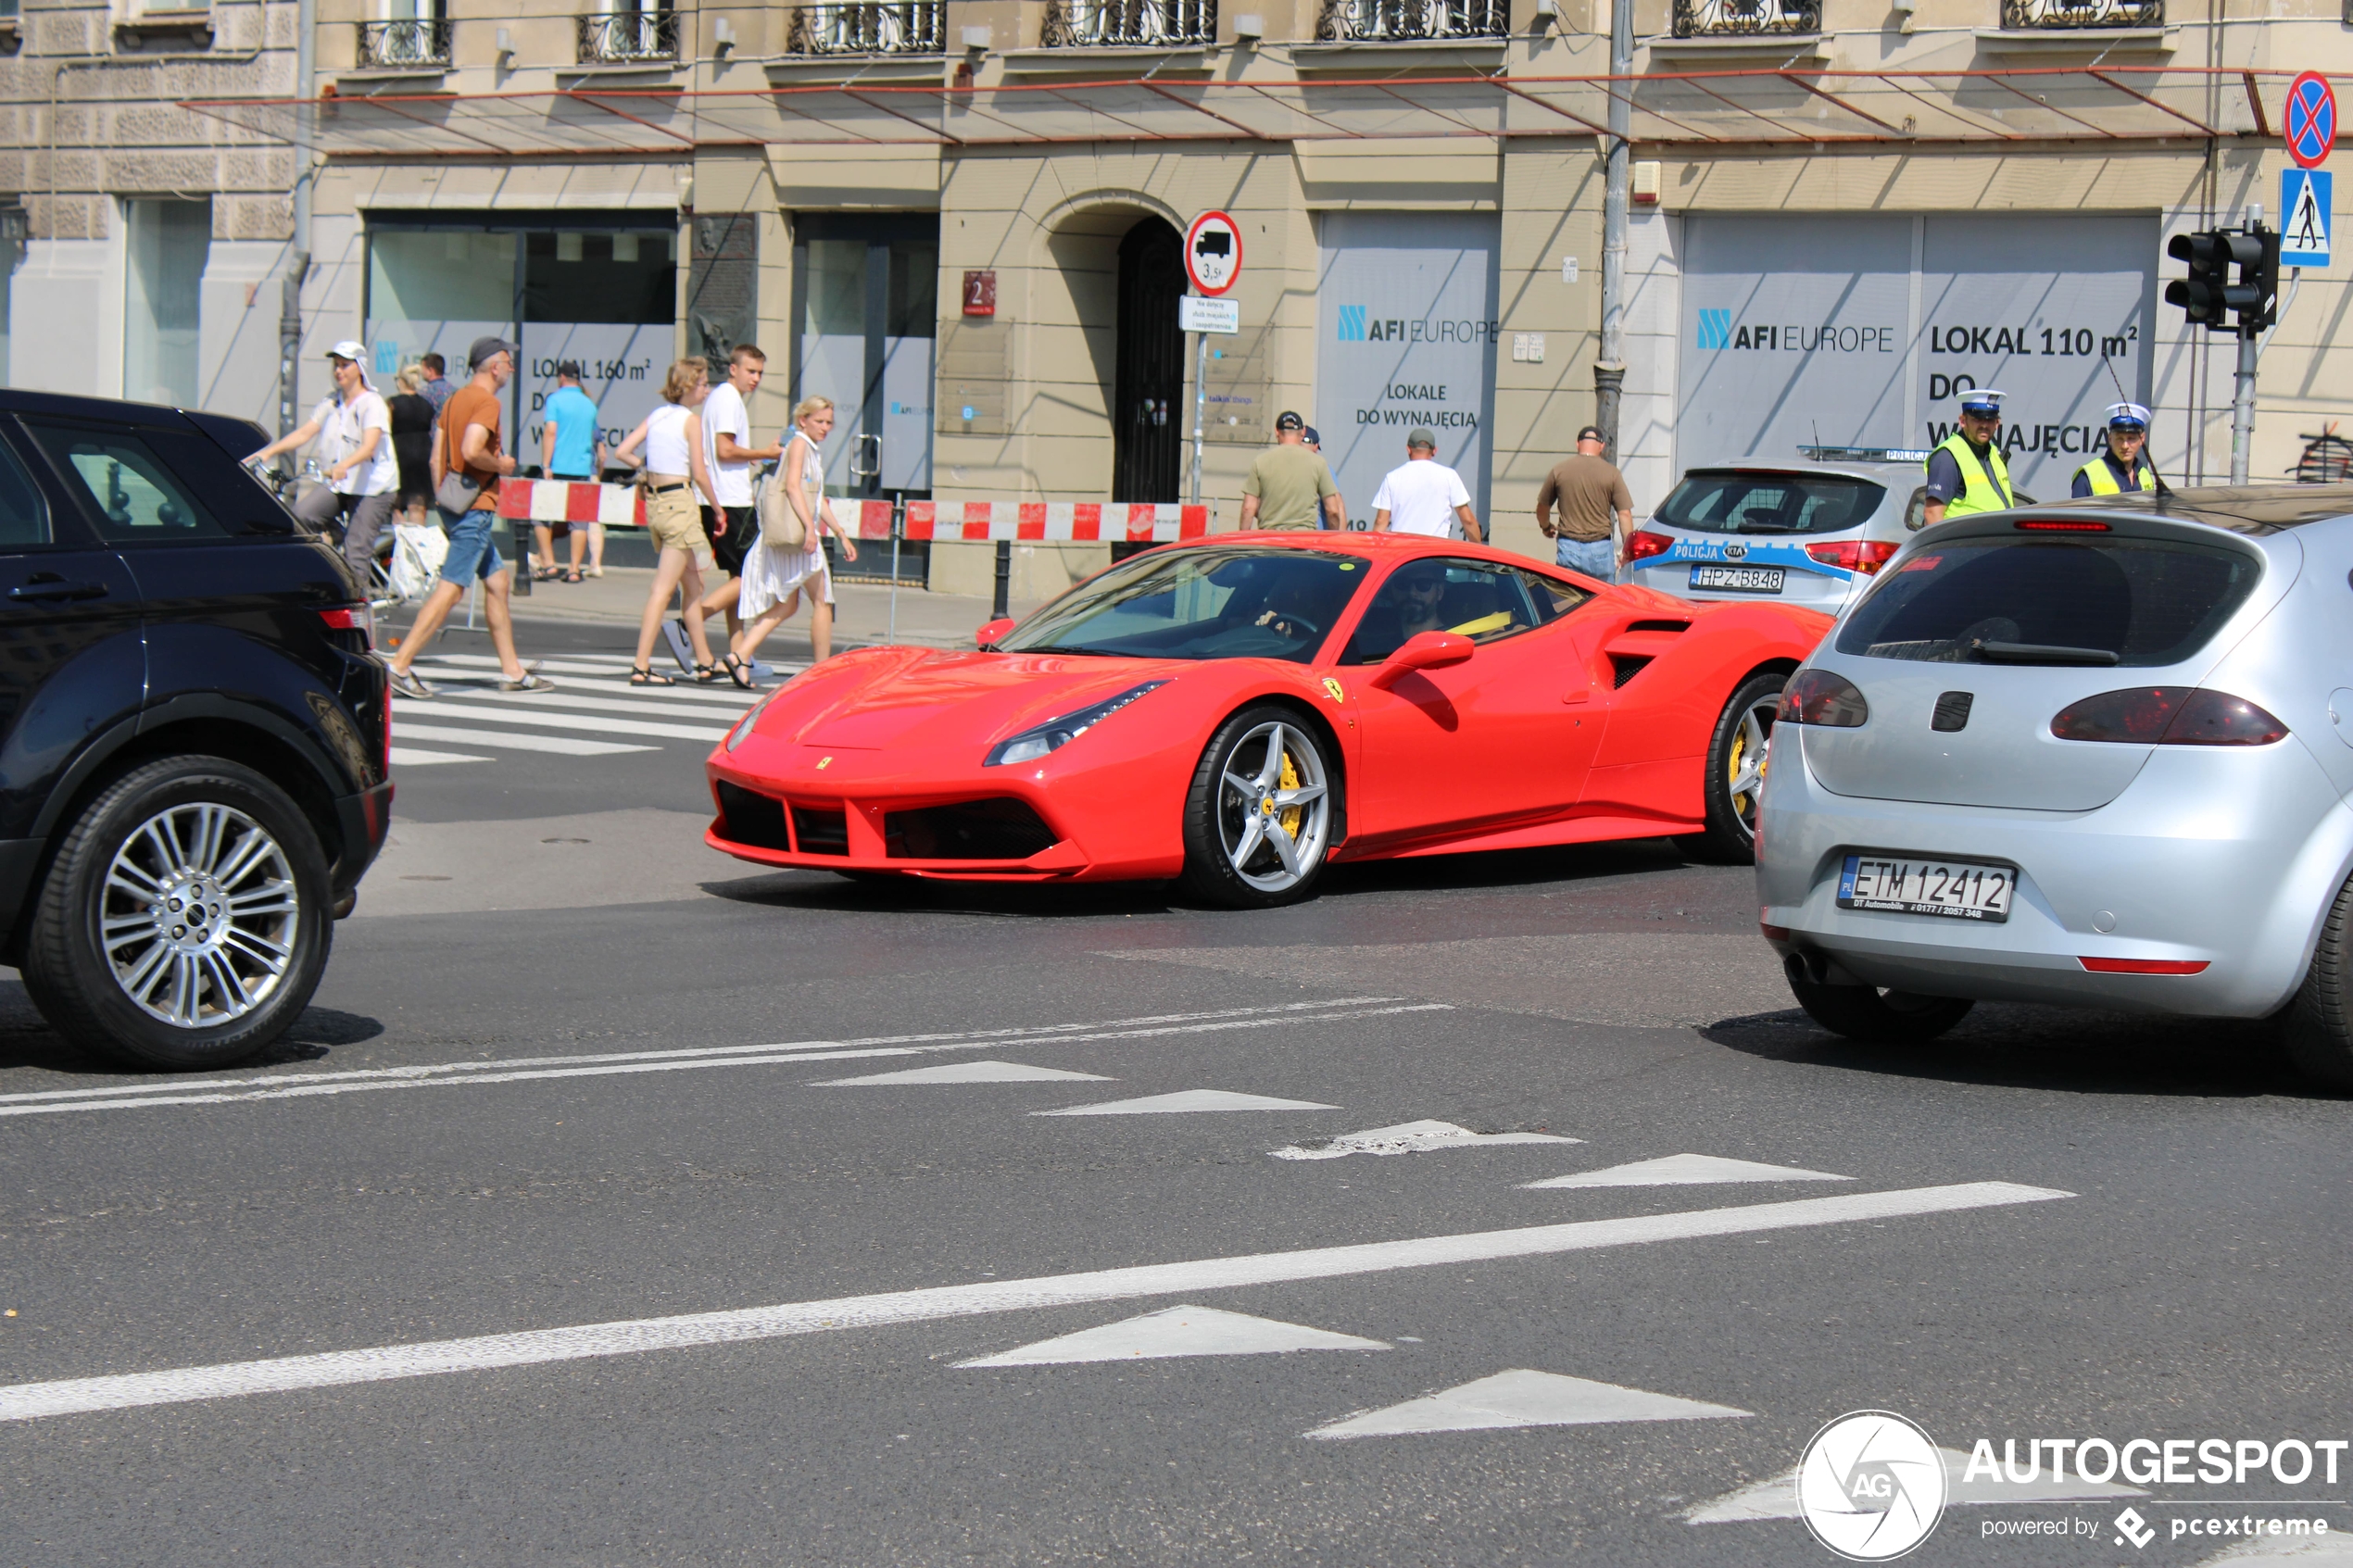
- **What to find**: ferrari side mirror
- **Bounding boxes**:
[1370,631,1473,689]
[976,617,1016,649]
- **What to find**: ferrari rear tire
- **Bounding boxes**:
[1678,670,1788,865]
[1179,705,1338,909]
[1784,958,1975,1045]
[2283,871,2353,1088]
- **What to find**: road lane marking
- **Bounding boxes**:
[959,1306,1387,1366]
[817,1061,1114,1085]
[1273,1121,1580,1160]
[409,701,732,744]
[422,689,761,722]
[0,999,1443,1117]
[1037,1089,1340,1116]
[0,1183,2071,1423]
[388,721,654,758]
[1308,1370,1747,1439]
[1524,1154,1852,1189]
[388,746,492,767]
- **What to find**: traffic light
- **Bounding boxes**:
[2167,226,2281,334]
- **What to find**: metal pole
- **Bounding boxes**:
[992,540,1010,620]
[2231,325,2257,485]
[1592,0,1633,458]
[1189,329,1207,504]
[276,0,316,436]
[888,495,901,644]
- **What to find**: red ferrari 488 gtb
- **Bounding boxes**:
[705,533,1830,907]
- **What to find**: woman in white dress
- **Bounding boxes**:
[612,359,724,685]
[727,395,859,685]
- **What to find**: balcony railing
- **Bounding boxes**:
[787,2,944,54]
[1318,0,1506,40]
[2000,0,2160,27]
[576,8,678,63]
[358,18,451,67]
[1044,0,1216,47]
[1671,0,1818,35]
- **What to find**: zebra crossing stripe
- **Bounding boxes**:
[390,721,654,757]
[408,701,730,744]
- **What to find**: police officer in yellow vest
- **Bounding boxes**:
[1922,388,2013,527]
[2070,402,2158,497]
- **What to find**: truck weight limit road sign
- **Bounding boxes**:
[2288,72,2335,169]
[1184,212,1242,295]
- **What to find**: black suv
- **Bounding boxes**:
[0,390,390,1069]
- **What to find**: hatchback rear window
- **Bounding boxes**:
[1836,536,2260,667]
[1655,471,1886,536]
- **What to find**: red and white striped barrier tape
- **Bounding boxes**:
[497,485,1212,545]
[496,480,648,527]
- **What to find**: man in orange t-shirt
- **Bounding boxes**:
[384,337,553,697]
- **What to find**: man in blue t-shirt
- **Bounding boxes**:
[536,361,606,583]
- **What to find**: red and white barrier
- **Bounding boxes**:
[899,502,1211,543]
[496,480,648,528]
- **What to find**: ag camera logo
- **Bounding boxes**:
[1797,1411,1949,1561]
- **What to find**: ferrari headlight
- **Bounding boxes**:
[725,689,784,752]
[984,681,1167,768]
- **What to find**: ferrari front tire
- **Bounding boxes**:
[1679,670,1788,865]
[1179,705,1338,909]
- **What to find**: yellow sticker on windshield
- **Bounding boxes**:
[1322,678,1345,703]
[1339,562,1357,571]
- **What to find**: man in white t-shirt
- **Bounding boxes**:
[694,344,785,642]
[246,340,399,579]
[1370,429,1481,543]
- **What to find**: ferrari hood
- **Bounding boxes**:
[781,648,1188,752]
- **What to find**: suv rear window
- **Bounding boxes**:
[23,422,227,542]
[1656,471,1886,536]
[1836,536,2260,667]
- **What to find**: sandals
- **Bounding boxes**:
[724,653,757,690]
[533,566,561,583]
[630,665,676,686]
[693,661,724,684]
[563,570,585,584]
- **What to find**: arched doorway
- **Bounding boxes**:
[1113,217,1185,504]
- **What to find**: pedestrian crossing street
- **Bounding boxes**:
[388,652,798,768]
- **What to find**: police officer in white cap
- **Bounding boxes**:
[2071,403,2159,497]
[1922,388,2013,526]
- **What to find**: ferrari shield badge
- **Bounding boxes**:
[1322,678,1346,704]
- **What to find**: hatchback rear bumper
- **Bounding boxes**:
[1756,729,2353,1018]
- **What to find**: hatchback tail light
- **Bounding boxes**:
[1776,669,1869,728]
[2049,687,2288,746]
[1624,530,1676,563]
[1803,539,1901,576]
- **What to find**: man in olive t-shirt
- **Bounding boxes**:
[1536,424,1634,581]
[1240,411,1344,531]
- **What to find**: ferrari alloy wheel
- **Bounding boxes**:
[2284,870,2353,1089]
[20,757,333,1071]
[1784,958,1976,1045]
[1180,706,1339,909]
[1679,670,1789,865]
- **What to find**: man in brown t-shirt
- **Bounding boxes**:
[1536,424,1634,583]
[384,336,553,697]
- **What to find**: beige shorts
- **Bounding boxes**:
[645,484,712,570]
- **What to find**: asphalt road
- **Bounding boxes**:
[6,620,2350,1567]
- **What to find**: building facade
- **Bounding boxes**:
[4,0,2346,595]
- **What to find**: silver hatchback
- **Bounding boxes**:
[1623,453,1928,614]
[1755,485,2353,1085]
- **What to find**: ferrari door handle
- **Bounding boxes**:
[1563,689,1591,706]
[9,580,109,602]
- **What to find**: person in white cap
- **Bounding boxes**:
[247,341,399,581]
[1922,388,2013,527]
[2072,403,2160,496]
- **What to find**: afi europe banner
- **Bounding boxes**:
[1678,215,2158,499]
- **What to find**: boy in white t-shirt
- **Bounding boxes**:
[1370,429,1482,543]
[246,340,400,579]
[691,345,785,646]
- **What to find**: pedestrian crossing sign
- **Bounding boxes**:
[2283,167,2333,268]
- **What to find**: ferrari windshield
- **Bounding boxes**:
[997,546,1368,663]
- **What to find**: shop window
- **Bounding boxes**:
[122,198,208,408]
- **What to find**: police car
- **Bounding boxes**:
[1624,449,1995,615]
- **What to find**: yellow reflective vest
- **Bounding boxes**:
[2077,454,2157,495]
[1931,433,2013,518]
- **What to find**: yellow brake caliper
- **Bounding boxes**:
[1277,749,1304,840]
[1729,728,1753,822]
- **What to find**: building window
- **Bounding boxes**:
[577,1,678,63]
[1999,0,2160,27]
[360,0,450,67]
[123,198,208,407]
[786,3,945,54]
[1671,0,1818,34]
[1044,0,1217,47]
[1317,0,1506,40]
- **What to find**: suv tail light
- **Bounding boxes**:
[1776,669,1869,728]
[2049,687,2288,746]
[1625,530,1675,563]
[1803,539,1900,576]
[320,605,372,637]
